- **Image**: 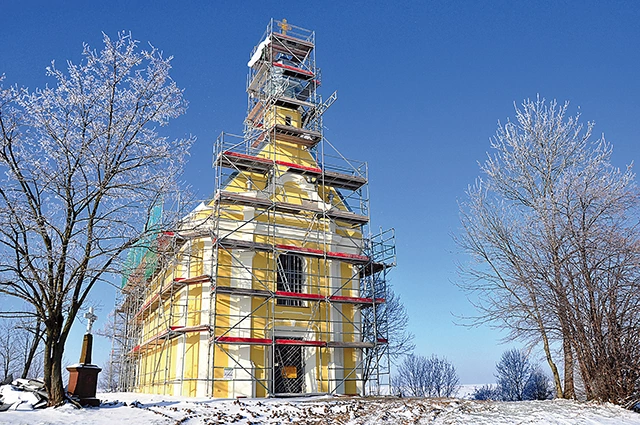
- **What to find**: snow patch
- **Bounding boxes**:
[247,38,271,68]
[0,392,638,424]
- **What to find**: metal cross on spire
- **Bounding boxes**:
[278,19,291,35]
[84,307,97,334]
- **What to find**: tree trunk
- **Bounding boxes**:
[540,328,563,398]
[43,330,52,400]
[21,320,43,379]
[44,315,68,406]
[562,337,575,399]
[49,342,66,406]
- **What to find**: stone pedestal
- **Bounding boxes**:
[67,363,102,406]
[67,333,101,407]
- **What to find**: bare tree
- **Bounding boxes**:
[457,97,640,404]
[361,285,414,393]
[15,316,45,379]
[0,316,44,381]
[0,33,192,405]
[96,309,123,392]
[495,348,532,401]
[394,354,459,398]
[0,320,19,381]
[433,355,460,398]
[98,350,119,392]
[524,368,553,401]
[394,354,424,397]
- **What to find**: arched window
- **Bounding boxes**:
[277,254,304,306]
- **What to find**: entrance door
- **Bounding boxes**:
[274,341,304,394]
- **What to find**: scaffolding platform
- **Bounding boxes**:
[270,32,314,58]
[214,151,367,192]
[214,190,369,225]
[272,123,322,147]
[214,336,383,349]
[133,275,212,321]
[213,284,384,306]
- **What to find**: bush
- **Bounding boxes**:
[472,384,501,400]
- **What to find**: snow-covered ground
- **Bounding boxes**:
[0,392,638,424]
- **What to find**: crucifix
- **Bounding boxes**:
[68,306,102,406]
[84,307,98,334]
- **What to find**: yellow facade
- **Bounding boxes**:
[130,102,365,396]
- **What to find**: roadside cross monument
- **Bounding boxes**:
[67,307,102,406]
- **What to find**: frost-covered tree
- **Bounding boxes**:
[394,354,459,398]
[0,33,192,405]
[0,320,19,382]
[495,349,532,401]
[458,97,640,404]
[524,368,553,400]
[475,349,552,401]
[0,315,44,381]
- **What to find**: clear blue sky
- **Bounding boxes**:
[2,0,640,385]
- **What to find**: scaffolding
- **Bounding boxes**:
[114,19,395,398]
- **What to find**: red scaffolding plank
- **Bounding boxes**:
[131,325,212,355]
[275,160,322,175]
[327,341,375,348]
[275,244,369,263]
[133,293,160,321]
[272,62,314,78]
[130,329,171,354]
[214,238,369,264]
[215,336,272,345]
[213,284,383,307]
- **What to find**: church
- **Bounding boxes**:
[117,19,395,398]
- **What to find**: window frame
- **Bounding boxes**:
[276,253,305,307]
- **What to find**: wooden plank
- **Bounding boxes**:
[275,290,325,301]
[329,295,385,305]
[215,151,273,174]
[275,339,326,347]
[321,170,367,191]
[215,285,271,298]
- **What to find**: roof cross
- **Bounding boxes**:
[278,19,291,35]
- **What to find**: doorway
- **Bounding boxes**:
[273,340,304,394]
